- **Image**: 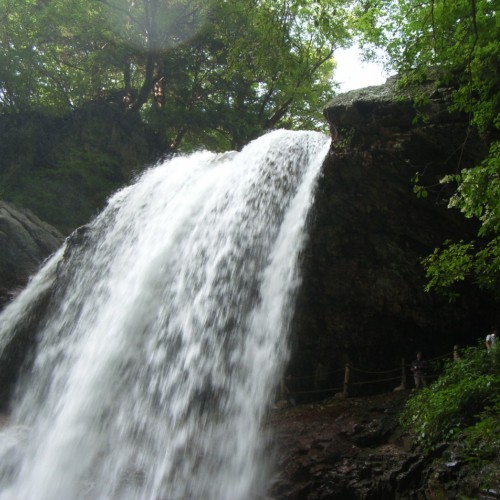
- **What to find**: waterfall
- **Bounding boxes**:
[0,130,329,500]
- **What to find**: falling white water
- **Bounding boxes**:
[0,130,329,500]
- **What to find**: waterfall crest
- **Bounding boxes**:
[0,130,329,500]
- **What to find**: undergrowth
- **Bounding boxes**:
[400,343,500,462]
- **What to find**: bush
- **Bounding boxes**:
[400,344,500,451]
[462,399,500,462]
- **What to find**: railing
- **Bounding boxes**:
[280,347,458,403]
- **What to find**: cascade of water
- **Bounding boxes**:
[0,130,329,500]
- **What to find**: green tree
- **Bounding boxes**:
[1,0,359,151]
[143,0,348,150]
[0,0,118,112]
[423,144,500,299]
[359,0,500,299]
[1,0,363,231]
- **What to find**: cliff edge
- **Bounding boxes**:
[289,76,496,396]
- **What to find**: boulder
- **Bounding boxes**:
[0,200,63,310]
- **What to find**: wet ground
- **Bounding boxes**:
[267,390,423,499]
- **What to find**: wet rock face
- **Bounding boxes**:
[289,77,496,392]
[0,201,63,310]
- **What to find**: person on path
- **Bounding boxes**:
[486,327,498,351]
[410,351,427,389]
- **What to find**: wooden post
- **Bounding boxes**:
[401,357,406,389]
[343,363,350,398]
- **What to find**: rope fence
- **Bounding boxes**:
[279,346,459,402]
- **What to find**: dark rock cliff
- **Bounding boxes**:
[288,76,497,399]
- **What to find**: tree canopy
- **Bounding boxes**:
[0,0,358,151]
